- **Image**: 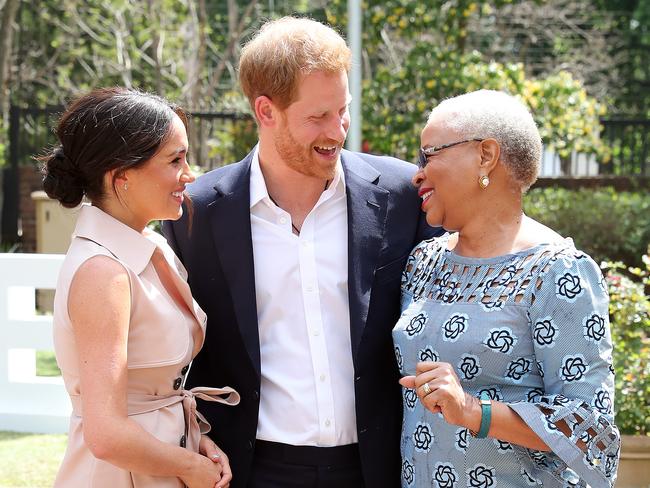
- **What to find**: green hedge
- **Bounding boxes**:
[604,255,650,435]
[524,187,650,267]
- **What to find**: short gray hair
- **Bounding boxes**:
[428,90,542,192]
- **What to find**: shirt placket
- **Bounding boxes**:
[298,211,337,445]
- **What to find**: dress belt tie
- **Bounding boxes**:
[70,386,240,452]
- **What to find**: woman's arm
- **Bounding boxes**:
[68,255,227,488]
[400,362,550,451]
[401,250,619,487]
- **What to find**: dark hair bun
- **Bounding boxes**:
[42,147,85,208]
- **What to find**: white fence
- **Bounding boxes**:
[540,148,599,177]
[0,253,71,434]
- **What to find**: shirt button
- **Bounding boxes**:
[320,374,326,382]
[302,241,310,248]
[325,419,331,427]
[306,285,314,292]
[173,377,182,390]
[312,329,320,336]
[279,217,287,224]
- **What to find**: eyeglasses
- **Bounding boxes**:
[417,138,484,169]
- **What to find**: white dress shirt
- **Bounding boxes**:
[249,147,357,446]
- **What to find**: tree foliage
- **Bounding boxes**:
[0,0,643,169]
[326,0,609,165]
[0,0,317,167]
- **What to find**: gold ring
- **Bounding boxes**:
[422,382,432,396]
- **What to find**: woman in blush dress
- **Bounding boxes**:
[393,90,619,488]
[42,88,239,488]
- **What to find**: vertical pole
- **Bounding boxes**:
[641,122,648,175]
[346,0,362,153]
[1,104,19,244]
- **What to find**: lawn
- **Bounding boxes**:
[0,353,65,487]
[0,431,66,487]
[35,351,60,377]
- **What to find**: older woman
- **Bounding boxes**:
[393,90,619,488]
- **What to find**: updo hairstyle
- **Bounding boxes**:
[41,87,188,208]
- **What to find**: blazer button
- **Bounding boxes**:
[173,377,182,390]
[180,434,186,448]
[181,365,189,375]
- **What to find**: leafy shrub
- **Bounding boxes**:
[603,251,650,435]
[359,50,608,166]
[326,1,607,166]
[524,187,650,267]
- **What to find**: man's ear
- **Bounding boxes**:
[254,95,278,128]
[478,138,500,173]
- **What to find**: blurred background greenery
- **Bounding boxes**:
[0,0,648,169]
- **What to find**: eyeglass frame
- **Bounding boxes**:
[417,138,484,169]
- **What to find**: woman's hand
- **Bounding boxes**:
[400,362,551,451]
[199,435,232,488]
[179,452,224,488]
[399,361,479,428]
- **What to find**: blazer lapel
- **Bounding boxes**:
[207,153,261,376]
[342,151,389,360]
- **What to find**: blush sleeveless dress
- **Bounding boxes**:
[53,204,239,487]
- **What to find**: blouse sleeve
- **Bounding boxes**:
[508,249,620,488]
[401,235,449,294]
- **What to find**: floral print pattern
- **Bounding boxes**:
[393,236,619,487]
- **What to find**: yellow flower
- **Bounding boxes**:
[464,3,477,16]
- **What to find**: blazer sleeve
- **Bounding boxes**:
[162,219,183,264]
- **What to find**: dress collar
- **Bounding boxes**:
[72,204,157,275]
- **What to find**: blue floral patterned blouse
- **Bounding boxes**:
[392,235,620,488]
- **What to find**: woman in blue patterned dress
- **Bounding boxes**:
[393,90,619,488]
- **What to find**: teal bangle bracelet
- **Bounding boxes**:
[472,392,492,438]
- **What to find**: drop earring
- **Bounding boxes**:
[123,182,128,191]
[478,175,490,189]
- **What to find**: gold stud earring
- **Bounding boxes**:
[478,175,490,189]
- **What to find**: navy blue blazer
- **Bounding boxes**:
[163,149,440,488]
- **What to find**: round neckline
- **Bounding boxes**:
[442,238,572,265]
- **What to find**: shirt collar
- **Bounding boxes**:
[73,204,157,275]
[249,144,346,210]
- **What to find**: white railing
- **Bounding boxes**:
[0,253,71,434]
[540,148,599,177]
